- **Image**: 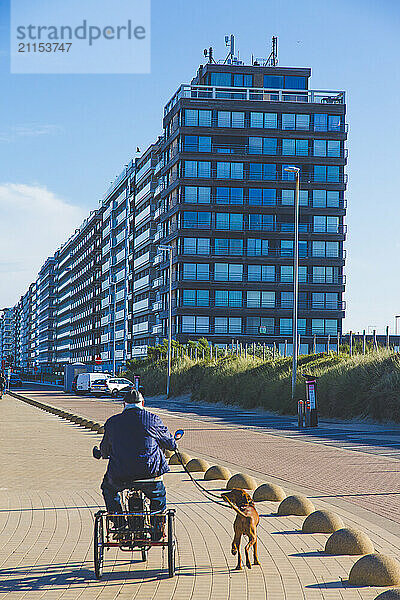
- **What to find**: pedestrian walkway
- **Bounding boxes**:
[1,391,400,599]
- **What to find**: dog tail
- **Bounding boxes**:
[222,495,248,518]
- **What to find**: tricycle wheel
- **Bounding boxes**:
[94,513,104,579]
[167,511,176,577]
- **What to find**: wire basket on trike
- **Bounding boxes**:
[93,487,176,579]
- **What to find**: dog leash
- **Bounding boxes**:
[174,448,231,508]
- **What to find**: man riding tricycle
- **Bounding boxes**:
[92,387,184,578]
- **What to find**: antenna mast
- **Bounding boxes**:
[266,36,278,67]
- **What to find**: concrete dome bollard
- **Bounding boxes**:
[97,426,105,434]
[186,458,210,472]
[204,466,232,481]
[277,495,315,516]
[302,510,344,533]
[169,452,191,466]
[226,473,257,491]
[325,528,374,555]
[374,589,400,599]
[349,554,400,587]
[253,483,286,502]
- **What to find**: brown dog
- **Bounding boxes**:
[221,488,260,570]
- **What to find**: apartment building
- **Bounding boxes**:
[157,60,347,353]
[2,42,348,368]
[0,307,15,367]
[100,163,133,373]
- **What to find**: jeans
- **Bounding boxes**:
[101,475,167,537]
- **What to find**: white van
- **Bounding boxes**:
[74,372,110,394]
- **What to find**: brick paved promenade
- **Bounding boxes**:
[1,389,400,599]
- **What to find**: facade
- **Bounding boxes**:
[0,308,15,367]
[130,139,163,359]
[2,47,349,369]
[100,163,133,373]
[158,62,347,353]
[55,210,103,367]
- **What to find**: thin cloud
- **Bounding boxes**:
[0,124,64,142]
[0,183,85,306]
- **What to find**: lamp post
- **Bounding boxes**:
[395,316,400,335]
[284,166,300,401]
[110,280,117,376]
[159,245,173,396]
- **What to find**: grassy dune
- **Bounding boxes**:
[127,350,400,422]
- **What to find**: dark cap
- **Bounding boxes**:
[124,388,142,404]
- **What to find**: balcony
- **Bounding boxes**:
[152,300,163,312]
[152,324,163,334]
[152,277,163,289]
[164,84,345,115]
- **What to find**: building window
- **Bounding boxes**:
[182,237,210,254]
[248,137,277,155]
[312,266,339,284]
[182,211,211,228]
[248,214,274,231]
[184,186,211,203]
[280,240,308,257]
[282,139,309,156]
[249,163,276,181]
[264,74,284,88]
[215,238,244,255]
[215,212,244,231]
[313,165,340,183]
[215,290,243,308]
[280,318,306,335]
[248,188,276,206]
[247,238,268,256]
[250,112,277,129]
[282,114,310,130]
[210,72,232,86]
[312,292,338,310]
[233,73,253,87]
[312,319,338,335]
[215,317,242,334]
[248,265,275,282]
[182,263,210,281]
[285,76,307,89]
[184,109,212,127]
[215,263,243,281]
[313,140,341,157]
[313,215,339,233]
[215,187,244,204]
[280,266,307,283]
[182,289,210,307]
[182,315,210,334]
[314,114,342,132]
[246,317,274,335]
[184,161,211,178]
[184,136,212,152]
[247,291,275,308]
[312,190,340,207]
[216,162,244,179]
[217,111,245,128]
[281,291,294,308]
[312,241,339,257]
[281,189,308,206]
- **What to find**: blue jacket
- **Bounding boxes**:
[100,407,177,484]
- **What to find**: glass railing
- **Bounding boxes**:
[165,85,345,115]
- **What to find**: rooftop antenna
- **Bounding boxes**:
[266,36,278,66]
[224,34,235,64]
[203,47,215,63]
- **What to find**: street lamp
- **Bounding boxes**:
[110,280,117,376]
[395,316,400,335]
[158,245,173,396]
[284,166,301,401]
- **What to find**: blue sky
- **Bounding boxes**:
[0,0,399,332]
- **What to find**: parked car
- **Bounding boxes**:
[74,372,110,395]
[105,377,135,398]
[9,374,22,388]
